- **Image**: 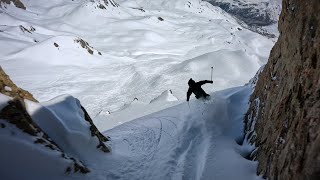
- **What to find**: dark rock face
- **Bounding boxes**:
[102,0,119,7]
[0,0,26,9]
[81,106,110,153]
[244,0,320,179]
[96,0,119,9]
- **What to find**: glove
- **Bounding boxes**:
[209,80,213,83]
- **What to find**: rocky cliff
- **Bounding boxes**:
[244,0,319,179]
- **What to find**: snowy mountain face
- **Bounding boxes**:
[205,0,281,37]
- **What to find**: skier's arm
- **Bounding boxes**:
[187,88,192,101]
[198,80,213,86]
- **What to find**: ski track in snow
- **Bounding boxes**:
[96,86,262,180]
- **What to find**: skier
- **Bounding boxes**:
[186,78,213,101]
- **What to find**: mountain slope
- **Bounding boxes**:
[0,0,274,130]
[205,0,281,26]
[205,0,281,37]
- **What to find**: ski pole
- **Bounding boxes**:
[211,66,213,81]
[188,101,190,110]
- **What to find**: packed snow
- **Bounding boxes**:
[0,0,277,179]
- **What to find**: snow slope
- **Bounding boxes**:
[0,0,274,130]
[0,83,261,180]
[101,85,260,180]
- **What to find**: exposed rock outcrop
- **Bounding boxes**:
[0,0,26,9]
[81,105,110,153]
[74,38,102,55]
[0,66,37,102]
[244,0,319,179]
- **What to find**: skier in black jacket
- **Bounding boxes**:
[186,78,213,101]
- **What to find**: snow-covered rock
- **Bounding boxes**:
[0,68,110,179]
[0,0,26,10]
[0,94,90,179]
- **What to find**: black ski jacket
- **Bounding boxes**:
[187,79,212,101]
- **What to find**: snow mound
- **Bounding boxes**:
[0,93,90,179]
[150,90,178,104]
[25,95,108,162]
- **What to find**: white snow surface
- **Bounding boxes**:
[0,0,273,179]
